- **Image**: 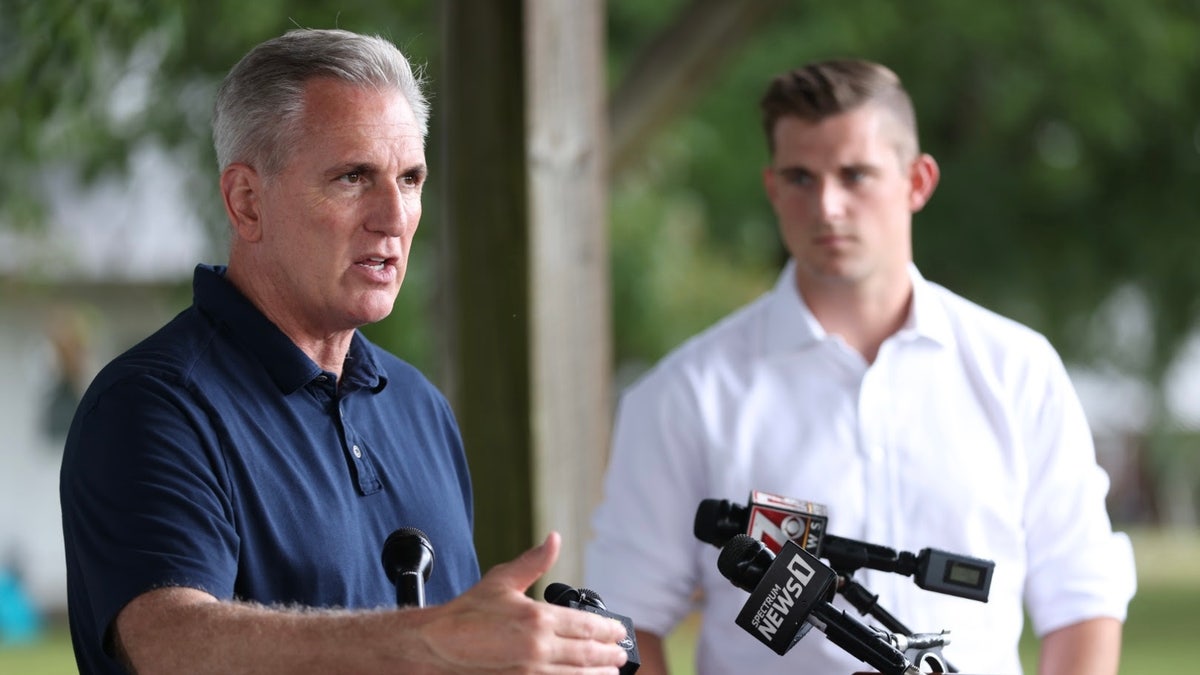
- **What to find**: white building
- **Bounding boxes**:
[0,146,214,611]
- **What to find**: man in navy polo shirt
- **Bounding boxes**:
[60,29,628,675]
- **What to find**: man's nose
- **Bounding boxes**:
[815,179,848,221]
[368,180,416,236]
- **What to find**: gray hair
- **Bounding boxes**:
[212,28,428,174]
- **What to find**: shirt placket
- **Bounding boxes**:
[337,394,384,495]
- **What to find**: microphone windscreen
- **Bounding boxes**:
[693,499,725,545]
[381,527,435,583]
[543,582,579,606]
[717,534,771,593]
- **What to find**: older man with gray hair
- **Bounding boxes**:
[61,28,628,675]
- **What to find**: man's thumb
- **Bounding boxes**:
[486,531,561,593]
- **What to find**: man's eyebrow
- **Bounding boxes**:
[774,166,812,178]
[841,161,881,174]
[325,162,375,177]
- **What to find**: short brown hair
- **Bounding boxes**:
[759,59,919,160]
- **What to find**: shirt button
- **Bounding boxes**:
[352,445,362,458]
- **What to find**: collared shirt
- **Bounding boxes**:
[585,260,1135,675]
[60,264,479,675]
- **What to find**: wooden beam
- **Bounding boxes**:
[524,0,610,588]
[438,0,776,580]
[439,1,610,587]
[439,0,533,572]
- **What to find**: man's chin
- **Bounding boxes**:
[348,294,399,327]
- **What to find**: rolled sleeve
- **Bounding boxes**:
[585,370,708,636]
[1022,354,1137,635]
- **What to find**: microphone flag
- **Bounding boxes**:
[746,490,829,554]
[731,538,838,655]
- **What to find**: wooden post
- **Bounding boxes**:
[439,1,534,572]
[524,0,611,587]
[438,1,610,587]
[438,0,768,583]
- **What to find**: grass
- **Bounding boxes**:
[0,626,74,675]
[1,527,1195,674]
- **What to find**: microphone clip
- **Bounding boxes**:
[544,583,641,674]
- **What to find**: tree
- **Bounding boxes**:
[7,0,1200,522]
[1,0,441,364]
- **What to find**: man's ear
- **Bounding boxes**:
[908,153,940,213]
[220,163,264,242]
[762,164,779,204]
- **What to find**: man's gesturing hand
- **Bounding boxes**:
[414,531,630,673]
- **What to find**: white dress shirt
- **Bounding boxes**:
[585,260,1135,675]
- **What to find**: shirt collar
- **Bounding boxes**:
[192,264,386,394]
[763,259,955,355]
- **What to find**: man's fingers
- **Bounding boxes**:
[548,635,629,670]
[464,532,628,671]
[550,607,627,644]
[542,611,629,669]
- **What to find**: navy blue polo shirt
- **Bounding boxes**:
[60,264,480,674]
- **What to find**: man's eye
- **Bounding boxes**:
[843,169,867,184]
[778,169,811,186]
[401,170,427,189]
[341,172,364,184]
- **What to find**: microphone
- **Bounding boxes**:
[695,493,994,602]
[381,527,435,608]
[719,534,921,675]
[696,490,829,554]
[544,583,641,674]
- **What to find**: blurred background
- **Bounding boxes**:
[2,0,1199,672]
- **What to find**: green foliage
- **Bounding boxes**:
[6,0,1200,393]
[1,0,442,368]
[1,0,438,229]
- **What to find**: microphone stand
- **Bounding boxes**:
[834,571,956,673]
[839,575,918,637]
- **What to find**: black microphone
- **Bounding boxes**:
[695,492,828,554]
[544,583,641,674]
[381,527,435,608]
[719,534,920,675]
[696,494,994,602]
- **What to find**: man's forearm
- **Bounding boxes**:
[113,533,628,674]
[632,630,669,675]
[116,587,435,675]
[1038,616,1122,675]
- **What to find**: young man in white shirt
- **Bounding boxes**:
[586,59,1135,675]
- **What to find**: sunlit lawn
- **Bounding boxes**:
[0,624,73,675]
[0,527,1195,674]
